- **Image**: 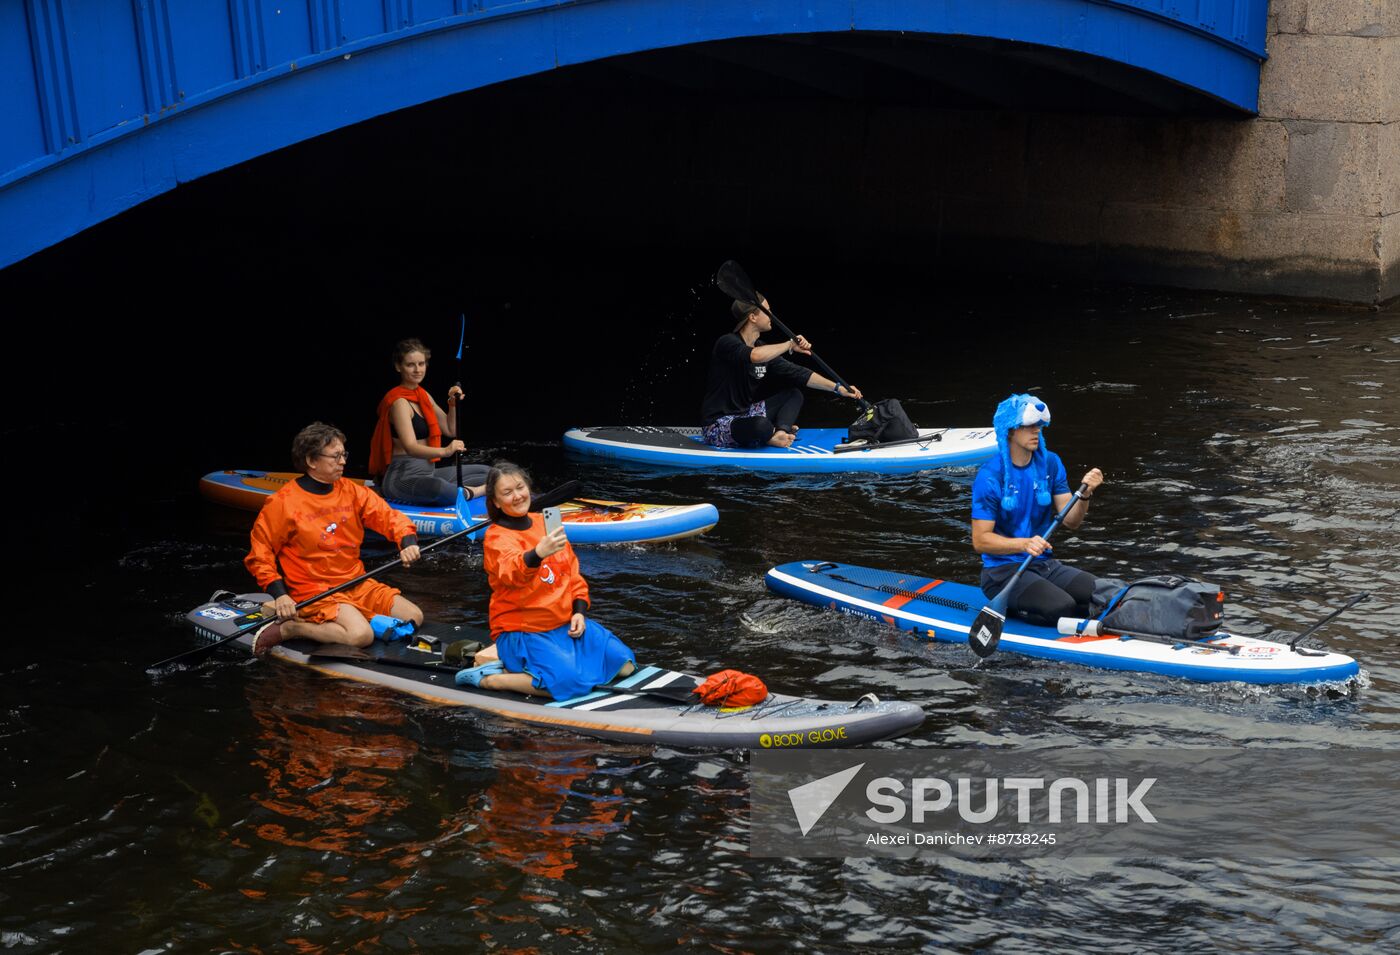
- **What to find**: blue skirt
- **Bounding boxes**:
[495,618,635,700]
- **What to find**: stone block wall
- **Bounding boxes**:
[904,0,1400,303]
[179,2,1396,304]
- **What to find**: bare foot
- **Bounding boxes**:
[768,431,796,448]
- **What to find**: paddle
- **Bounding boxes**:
[1288,592,1369,652]
[967,482,1089,658]
[453,313,466,488]
[571,497,630,514]
[1055,618,1244,655]
[148,479,581,671]
[714,259,871,412]
[834,430,948,454]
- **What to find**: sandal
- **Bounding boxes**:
[454,661,505,688]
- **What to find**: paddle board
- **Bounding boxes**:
[765,561,1360,685]
[563,426,996,473]
[186,592,925,748]
[200,470,718,544]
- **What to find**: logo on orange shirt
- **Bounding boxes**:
[540,563,556,585]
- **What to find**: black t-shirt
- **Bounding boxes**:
[700,333,811,424]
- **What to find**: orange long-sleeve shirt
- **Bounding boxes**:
[245,477,417,602]
[482,515,590,636]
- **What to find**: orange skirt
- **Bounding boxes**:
[299,578,401,625]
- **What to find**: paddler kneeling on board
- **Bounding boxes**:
[971,394,1104,626]
[456,462,636,699]
[700,294,864,449]
[245,422,425,654]
[369,337,489,507]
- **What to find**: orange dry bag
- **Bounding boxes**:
[694,669,768,707]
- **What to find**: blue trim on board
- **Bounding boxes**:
[563,428,996,474]
[765,561,1360,685]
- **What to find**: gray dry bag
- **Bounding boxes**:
[1092,575,1226,640]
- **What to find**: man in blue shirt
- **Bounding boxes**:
[971,394,1104,626]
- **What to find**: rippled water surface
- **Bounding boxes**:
[4,290,1399,952]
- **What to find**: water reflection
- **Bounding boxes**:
[5,296,1399,952]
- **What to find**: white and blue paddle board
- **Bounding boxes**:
[765,561,1360,685]
[200,470,718,544]
[563,426,995,474]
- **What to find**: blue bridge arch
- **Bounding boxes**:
[1,0,1269,270]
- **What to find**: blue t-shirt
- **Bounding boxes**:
[971,451,1071,567]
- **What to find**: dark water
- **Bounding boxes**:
[3,284,1399,952]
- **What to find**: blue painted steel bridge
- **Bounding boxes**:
[1,0,1269,270]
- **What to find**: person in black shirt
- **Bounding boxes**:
[700,294,864,448]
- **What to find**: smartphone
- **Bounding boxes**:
[542,506,563,536]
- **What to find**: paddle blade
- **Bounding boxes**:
[530,480,582,512]
[715,260,758,305]
[454,486,473,525]
[147,627,249,672]
[967,606,1005,658]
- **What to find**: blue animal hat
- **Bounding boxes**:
[992,393,1052,511]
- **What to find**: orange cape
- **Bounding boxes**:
[369,385,440,478]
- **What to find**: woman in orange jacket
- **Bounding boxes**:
[368,338,488,506]
[457,462,635,699]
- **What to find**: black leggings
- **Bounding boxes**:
[731,388,805,447]
[380,456,490,506]
[980,558,1096,628]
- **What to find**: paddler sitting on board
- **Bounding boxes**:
[700,294,864,449]
[368,337,489,507]
[971,394,1105,626]
[456,462,636,699]
[246,422,425,655]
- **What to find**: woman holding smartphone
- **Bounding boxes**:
[457,461,635,699]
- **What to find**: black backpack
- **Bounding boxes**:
[846,398,919,445]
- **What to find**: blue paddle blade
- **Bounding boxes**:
[456,313,465,360]
[454,486,472,527]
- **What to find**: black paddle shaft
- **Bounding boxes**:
[1288,592,1369,650]
[833,430,947,454]
[967,482,1090,659]
[715,260,870,412]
